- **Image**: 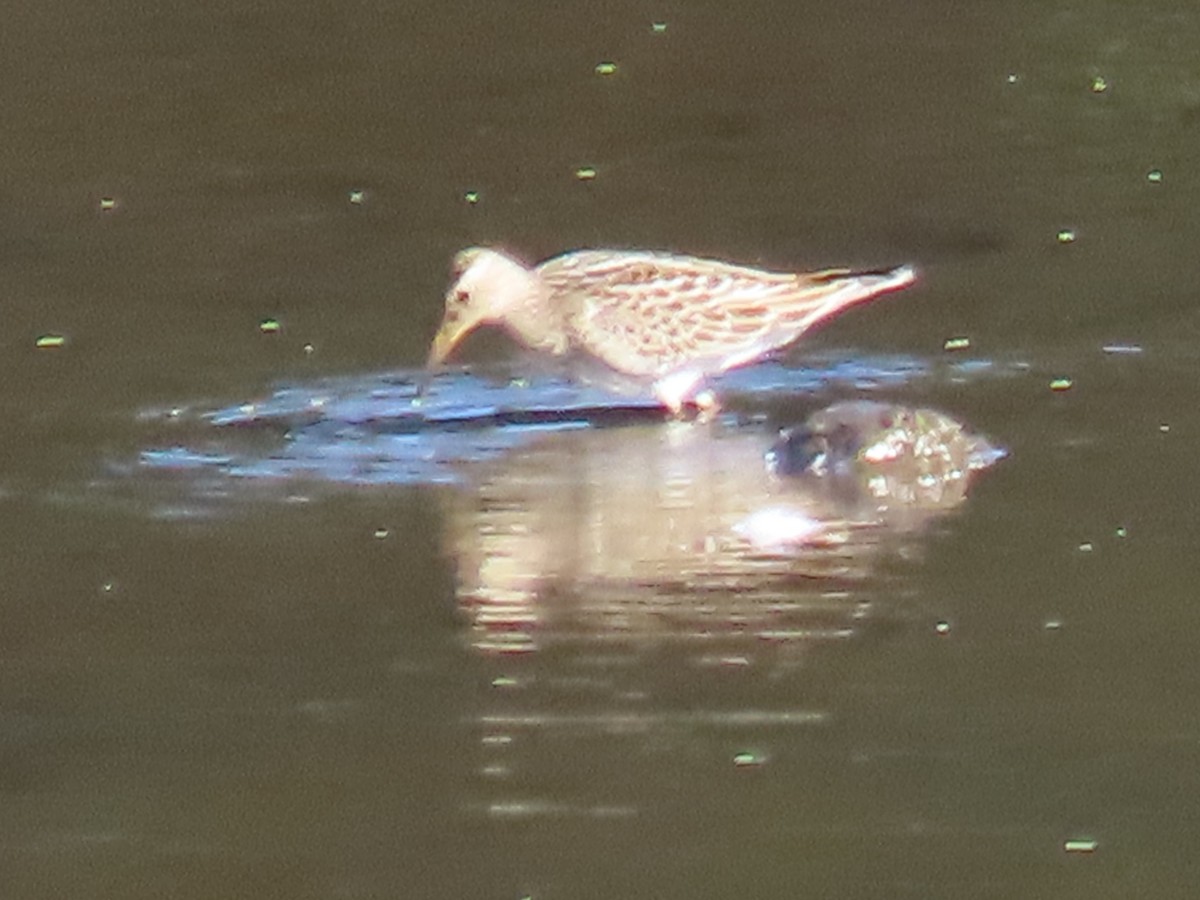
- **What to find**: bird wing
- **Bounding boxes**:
[537,251,909,378]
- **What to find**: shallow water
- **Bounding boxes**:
[5,0,1200,897]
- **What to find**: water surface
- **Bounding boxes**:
[4,1,1200,897]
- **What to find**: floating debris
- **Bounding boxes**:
[259,318,281,334]
[464,190,480,205]
[35,334,67,349]
[935,620,951,635]
[1101,343,1142,355]
[574,166,597,181]
[1078,542,1094,553]
[1056,229,1077,244]
[1064,838,1099,854]
[1146,169,1163,184]
[99,197,117,211]
[491,676,519,688]
[1049,377,1073,392]
[595,61,618,76]
[1006,73,1019,84]
[373,527,390,539]
[652,21,668,33]
[1115,526,1127,538]
[1044,619,1063,631]
[1089,75,1108,93]
[733,751,766,768]
[348,189,365,204]
[943,336,971,352]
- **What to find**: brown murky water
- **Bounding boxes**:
[4,1,1200,897]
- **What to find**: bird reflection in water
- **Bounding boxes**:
[136,381,1004,820]
[440,401,1003,657]
[138,380,1002,661]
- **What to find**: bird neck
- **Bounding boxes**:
[501,282,570,356]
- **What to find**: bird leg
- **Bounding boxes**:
[653,370,708,417]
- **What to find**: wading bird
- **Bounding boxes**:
[427,247,917,413]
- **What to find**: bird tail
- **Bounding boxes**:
[777,264,918,330]
[807,264,917,300]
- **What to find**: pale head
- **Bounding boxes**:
[426,247,539,367]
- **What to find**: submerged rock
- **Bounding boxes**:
[769,401,1003,478]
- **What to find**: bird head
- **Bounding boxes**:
[426,247,535,368]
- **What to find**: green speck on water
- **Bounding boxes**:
[733,752,764,767]
[491,676,518,688]
[1115,526,1127,538]
[1006,72,1019,84]
[259,318,281,334]
[1050,377,1073,392]
[1090,75,1108,93]
[575,166,597,181]
[1147,169,1163,184]
[595,61,617,76]
[1064,838,1098,853]
[348,189,365,204]
[943,336,970,351]
[464,190,480,204]
[35,334,66,349]
[99,197,117,211]
[1056,229,1076,244]
[652,22,667,33]
[935,620,951,635]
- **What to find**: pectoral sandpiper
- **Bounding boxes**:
[427,247,916,412]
